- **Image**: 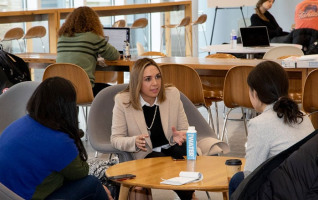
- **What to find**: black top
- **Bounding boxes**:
[142,105,168,148]
[250,11,285,39]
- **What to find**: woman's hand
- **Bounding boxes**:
[172,127,186,146]
[103,185,114,200]
[135,134,149,151]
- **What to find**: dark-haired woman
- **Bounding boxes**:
[251,0,289,42]
[229,61,314,197]
[0,77,112,200]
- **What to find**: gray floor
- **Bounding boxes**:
[80,101,248,200]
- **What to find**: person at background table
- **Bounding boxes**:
[228,61,314,197]
[295,0,318,31]
[251,0,289,42]
[0,77,113,200]
[56,6,120,96]
[111,58,197,199]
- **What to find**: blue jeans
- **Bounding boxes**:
[229,171,244,198]
[46,175,108,200]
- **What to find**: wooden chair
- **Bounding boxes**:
[22,26,46,52]
[0,27,24,53]
[220,65,254,142]
[263,46,304,103]
[141,51,166,57]
[42,63,94,138]
[262,46,304,60]
[112,19,126,28]
[161,16,191,56]
[160,64,216,132]
[191,14,208,47]
[201,53,237,137]
[130,18,148,50]
[302,69,318,129]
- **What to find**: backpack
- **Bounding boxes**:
[306,40,318,55]
[0,46,31,94]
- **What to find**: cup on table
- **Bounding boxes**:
[225,159,242,183]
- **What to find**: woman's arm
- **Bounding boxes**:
[244,121,270,173]
[111,95,139,152]
[59,155,89,180]
[97,37,120,61]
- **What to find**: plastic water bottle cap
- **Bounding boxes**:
[188,126,196,131]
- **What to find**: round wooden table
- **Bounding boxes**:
[106,156,245,200]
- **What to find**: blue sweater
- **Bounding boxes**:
[0,115,84,200]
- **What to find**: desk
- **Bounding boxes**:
[18,53,308,98]
[16,53,129,84]
[201,43,303,59]
[106,156,245,200]
[0,1,191,54]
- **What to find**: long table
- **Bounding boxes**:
[17,53,308,97]
[0,1,191,54]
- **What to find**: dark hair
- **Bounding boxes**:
[27,77,87,161]
[247,61,304,124]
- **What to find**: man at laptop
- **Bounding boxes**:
[251,0,289,43]
[57,6,120,96]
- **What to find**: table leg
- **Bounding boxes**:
[222,191,228,200]
[118,184,130,200]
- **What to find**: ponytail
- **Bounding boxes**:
[273,96,304,124]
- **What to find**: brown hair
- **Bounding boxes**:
[255,0,274,22]
[58,6,104,37]
[247,61,304,125]
[122,58,167,110]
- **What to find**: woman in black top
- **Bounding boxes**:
[251,0,289,42]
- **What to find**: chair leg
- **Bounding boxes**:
[205,191,211,200]
[241,108,248,137]
[40,38,45,52]
[221,108,233,142]
[207,106,215,133]
[215,102,220,139]
[94,151,98,158]
[201,24,208,47]
[176,27,183,56]
[16,40,23,53]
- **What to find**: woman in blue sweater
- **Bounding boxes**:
[0,77,112,200]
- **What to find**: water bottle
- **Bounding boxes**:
[230,29,237,49]
[123,40,131,60]
[186,126,197,160]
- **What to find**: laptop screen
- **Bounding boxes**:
[240,26,270,47]
[103,27,130,54]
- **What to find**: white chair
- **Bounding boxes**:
[263,46,304,59]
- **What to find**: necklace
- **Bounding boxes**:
[146,105,158,135]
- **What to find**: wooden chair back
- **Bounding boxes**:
[160,64,206,106]
[223,65,253,109]
[192,14,207,25]
[141,51,166,57]
[206,53,237,59]
[303,69,318,114]
[112,19,126,28]
[263,46,304,59]
[131,18,148,29]
[179,16,191,27]
[42,63,94,104]
[23,26,46,39]
[1,27,24,41]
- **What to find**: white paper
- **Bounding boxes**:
[160,171,203,185]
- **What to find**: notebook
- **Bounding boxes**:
[103,27,130,55]
[160,171,203,186]
[240,26,270,47]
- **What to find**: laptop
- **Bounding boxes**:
[240,26,270,47]
[103,27,130,55]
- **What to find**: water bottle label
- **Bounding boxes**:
[232,35,237,40]
[187,132,197,160]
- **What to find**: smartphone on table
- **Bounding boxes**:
[108,174,136,181]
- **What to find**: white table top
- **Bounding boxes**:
[201,43,302,54]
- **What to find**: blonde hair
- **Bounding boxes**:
[58,6,104,37]
[255,0,275,22]
[122,58,167,110]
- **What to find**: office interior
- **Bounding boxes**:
[0,0,314,199]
